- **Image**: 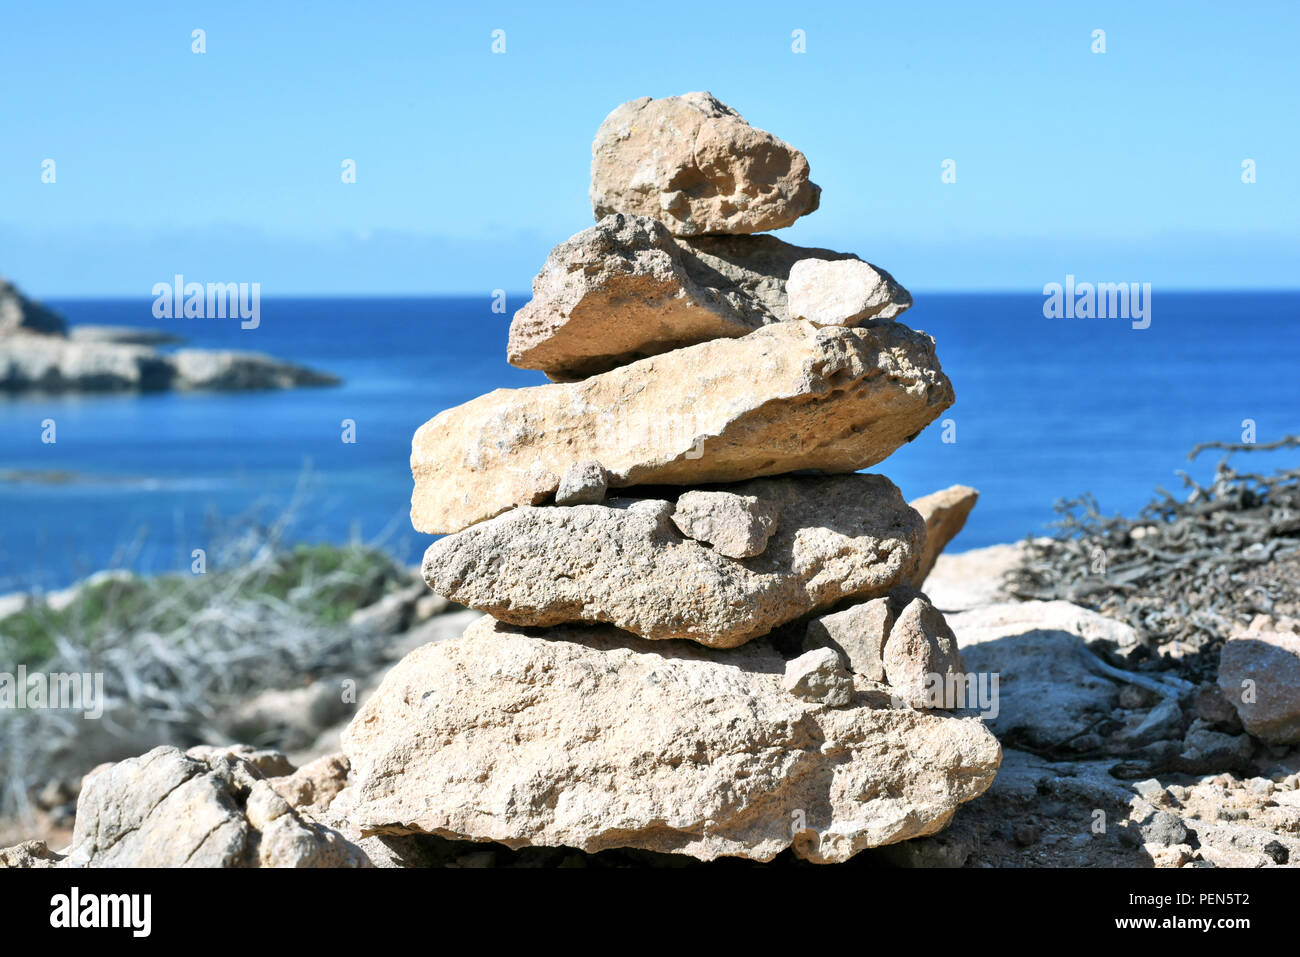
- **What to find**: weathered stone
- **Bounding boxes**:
[269,753,351,812]
[950,601,1129,748]
[787,258,912,326]
[803,597,894,681]
[884,597,967,709]
[783,648,854,706]
[670,489,779,558]
[422,474,923,647]
[340,615,1002,863]
[1218,629,1300,744]
[61,746,369,867]
[0,277,66,336]
[908,485,980,588]
[555,459,608,505]
[590,92,820,236]
[506,213,909,379]
[412,320,953,534]
[0,840,63,868]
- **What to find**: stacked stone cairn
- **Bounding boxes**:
[339,92,1000,863]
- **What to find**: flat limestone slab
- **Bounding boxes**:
[421,474,923,648]
[411,320,953,534]
[340,615,1002,863]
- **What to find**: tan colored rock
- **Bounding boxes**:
[787,258,912,326]
[590,92,820,236]
[0,840,63,868]
[803,596,895,681]
[506,213,909,379]
[422,474,923,647]
[412,321,954,534]
[1218,629,1300,744]
[269,753,351,812]
[670,489,779,558]
[783,648,854,706]
[62,746,369,867]
[908,485,979,588]
[884,597,967,709]
[340,615,1002,863]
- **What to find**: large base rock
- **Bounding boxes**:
[340,615,1001,863]
[412,320,953,534]
[422,474,923,647]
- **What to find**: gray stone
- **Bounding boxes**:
[422,473,924,648]
[782,648,854,706]
[555,459,608,505]
[670,489,779,558]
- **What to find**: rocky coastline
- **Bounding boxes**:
[0,278,338,393]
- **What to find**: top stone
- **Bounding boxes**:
[590,92,820,236]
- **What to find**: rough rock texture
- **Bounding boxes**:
[669,489,779,558]
[787,258,912,326]
[590,92,820,236]
[1219,628,1300,744]
[0,840,64,868]
[506,213,909,379]
[269,753,351,813]
[340,615,1002,863]
[0,335,339,392]
[804,597,894,681]
[950,601,1131,748]
[60,746,369,867]
[907,485,979,588]
[0,278,67,336]
[412,321,953,534]
[884,597,967,709]
[555,459,608,505]
[422,474,924,647]
[782,648,854,706]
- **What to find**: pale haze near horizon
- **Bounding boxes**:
[2,0,1297,298]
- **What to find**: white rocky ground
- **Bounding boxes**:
[6,540,1298,867]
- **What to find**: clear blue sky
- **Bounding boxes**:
[2,0,1297,296]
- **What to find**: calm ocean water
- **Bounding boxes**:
[1,292,1296,592]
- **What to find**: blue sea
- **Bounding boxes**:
[1,292,1297,592]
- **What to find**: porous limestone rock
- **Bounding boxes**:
[555,459,608,505]
[1218,629,1300,744]
[412,320,953,534]
[670,488,779,558]
[61,746,369,867]
[340,615,1002,863]
[506,213,909,379]
[787,258,912,326]
[269,753,351,813]
[0,840,63,868]
[908,485,979,588]
[590,92,820,236]
[421,474,924,647]
[884,597,967,709]
[783,648,854,706]
[804,596,895,681]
